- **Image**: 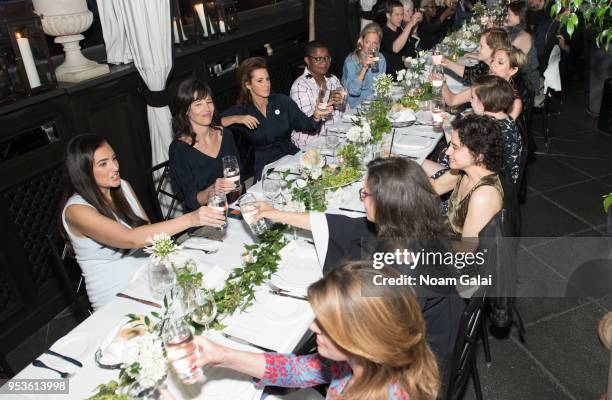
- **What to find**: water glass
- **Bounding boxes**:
[370,49,379,73]
[239,193,269,236]
[432,47,442,65]
[431,64,445,89]
[325,134,340,156]
[163,316,203,384]
[432,98,445,128]
[207,191,228,231]
[222,155,241,192]
[330,86,348,113]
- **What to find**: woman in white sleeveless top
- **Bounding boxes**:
[60,134,225,310]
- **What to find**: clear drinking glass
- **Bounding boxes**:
[239,193,269,236]
[370,49,380,73]
[432,98,445,129]
[432,46,442,65]
[261,176,281,207]
[325,134,340,157]
[431,64,445,89]
[191,289,217,331]
[330,85,347,113]
[163,315,204,384]
[207,191,228,231]
[222,155,241,192]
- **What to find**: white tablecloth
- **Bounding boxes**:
[10,219,322,400]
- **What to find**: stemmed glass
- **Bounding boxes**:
[191,288,217,332]
[262,175,282,207]
[325,133,340,157]
[222,155,241,192]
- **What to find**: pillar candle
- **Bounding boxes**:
[219,19,227,33]
[172,18,180,43]
[15,33,41,89]
[194,4,209,37]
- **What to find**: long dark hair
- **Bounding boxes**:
[366,157,447,242]
[236,57,268,108]
[58,134,148,248]
[172,78,218,145]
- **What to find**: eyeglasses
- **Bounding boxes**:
[359,188,372,201]
[308,56,332,63]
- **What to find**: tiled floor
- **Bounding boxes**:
[463,78,612,400]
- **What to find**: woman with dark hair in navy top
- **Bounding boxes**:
[220,57,331,182]
[169,78,243,211]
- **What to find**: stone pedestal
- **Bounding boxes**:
[33,1,110,83]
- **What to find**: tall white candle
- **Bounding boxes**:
[219,19,227,33]
[172,18,180,43]
[15,33,41,89]
[194,4,209,37]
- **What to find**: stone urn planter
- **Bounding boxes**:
[33,0,109,83]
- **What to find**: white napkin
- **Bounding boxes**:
[97,318,130,366]
[393,135,431,150]
[203,265,230,291]
[544,45,562,92]
[389,108,416,123]
[342,114,359,123]
[183,237,221,251]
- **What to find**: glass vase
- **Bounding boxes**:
[148,259,175,299]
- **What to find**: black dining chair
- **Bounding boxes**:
[148,160,183,221]
[443,287,487,400]
[46,232,92,322]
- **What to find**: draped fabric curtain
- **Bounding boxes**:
[96,0,176,217]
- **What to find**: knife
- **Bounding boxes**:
[44,349,83,368]
[116,293,162,308]
[221,333,274,352]
[269,289,309,301]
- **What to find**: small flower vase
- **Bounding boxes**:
[148,258,175,298]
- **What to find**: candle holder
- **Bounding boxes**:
[215,0,238,34]
[171,0,194,45]
[204,0,221,38]
[0,0,57,96]
[191,1,216,41]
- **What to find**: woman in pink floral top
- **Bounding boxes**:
[193,262,441,400]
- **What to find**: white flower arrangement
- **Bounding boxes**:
[121,332,167,389]
[346,119,372,144]
[144,233,182,264]
[373,74,394,98]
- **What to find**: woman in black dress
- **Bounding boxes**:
[169,79,243,212]
[221,57,331,182]
[252,157,465,376]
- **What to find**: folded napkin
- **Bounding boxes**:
[393,135,431,150]
[416,110,433,124]
[203,265,230,292]
[389,108,416,123]
[544,45,561,92]
[97,318,131,366]
[183,237,221,251]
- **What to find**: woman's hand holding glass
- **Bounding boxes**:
[251,201,277,223]
[189,205,226,228]
[213,177,237,195]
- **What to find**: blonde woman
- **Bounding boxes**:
[191,262,441,400]
[441,27,511,85]
[342,22,387,108]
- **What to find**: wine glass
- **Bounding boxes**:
[222,155,240,192]
[191,289,217,332]
[431,64,445,89]
[262,176,281,207]
[369,49,380,73]
[325,134,340,157]
[432,46,442,65]
[207,191,228,232]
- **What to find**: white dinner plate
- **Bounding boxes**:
[198,366,255,399]
[256,291,303,322]
[46,332,92,369]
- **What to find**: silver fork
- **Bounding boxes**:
[182,246,219,254]
[32,359,74,378]
[268,282,308,301]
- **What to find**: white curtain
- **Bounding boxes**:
[96,0,176,216]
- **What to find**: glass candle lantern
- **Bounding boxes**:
[191,0,216,40]
[215,0,238,34]
[1,0,56,96]
[171,0,197,45]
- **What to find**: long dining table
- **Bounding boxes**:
[5,67,469,400]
